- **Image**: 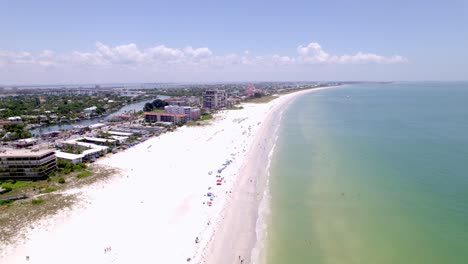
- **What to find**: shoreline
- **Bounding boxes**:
[0,86,333,264]
[201,86,332,264]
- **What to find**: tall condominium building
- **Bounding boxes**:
[0,148,57,179]
[203,90,227,109]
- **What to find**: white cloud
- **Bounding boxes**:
[183,46,213,58]
[0,41,407,75]
[297,42,331,63]
[296,42,407,64]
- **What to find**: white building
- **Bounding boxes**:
[56,138,109,163]
[83,106,97,114]
[7,116,22,121]
[164,105,201,121]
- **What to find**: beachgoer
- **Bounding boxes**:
[26,256,29,261]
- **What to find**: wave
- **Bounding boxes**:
[251,109,285,264]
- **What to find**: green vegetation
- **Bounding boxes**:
[143,99,169,112]
[0,199,14,206]
[227,106,244,110]
[56,160,87,175]
[31,198,44,205]
[63,144,86,154]
[76,170,92,179]
[0,123,32,141]
[42,187,57,193]
[57,177,66,184]
[0,93,149,128]
[97,131,113,139]
[199,114,213,121]
[0,186,12,194]
[1,180,33,191]
[245,95,277,104]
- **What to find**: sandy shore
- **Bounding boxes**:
[0,87,327,264]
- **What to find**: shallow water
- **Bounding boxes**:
[265,82,468,264]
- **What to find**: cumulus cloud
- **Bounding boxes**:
[297,42,407,64]
[0,41,407,71]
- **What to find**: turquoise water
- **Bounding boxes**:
[265,83,468,264]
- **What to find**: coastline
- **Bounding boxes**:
[0,87,331,264]
[201,87,332,264]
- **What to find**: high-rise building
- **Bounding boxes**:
[203,90,227,109]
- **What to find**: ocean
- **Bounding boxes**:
[262,82,468,263]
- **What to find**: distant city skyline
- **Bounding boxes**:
[1,0,467,84]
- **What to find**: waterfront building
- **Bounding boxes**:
[144,112,186,125]
[81,136,117,146]
[203,90,227,109]
[83,106,97,114]
[0,147,57,179]
[88,123,107,130]
[7,116,22,121]
[56,138,109,164]
[164,106,200,121]
[107,131,133,137]
[189,108,201,121]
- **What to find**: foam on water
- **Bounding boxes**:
[250,109,285,264]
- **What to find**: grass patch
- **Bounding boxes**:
[42,187,57,193]
[199,114,213,121]
[58,177,66,184]
[227,106,244,110]
[186,120,210,127]
[245,95,277,104]
[1,181,34,190]
[0,199,14,205]
[148,108,165,113]
[76,170,92,179]
[0,186,12,194]
[31,198,44,205]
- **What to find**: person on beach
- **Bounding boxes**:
[26,256,29,261]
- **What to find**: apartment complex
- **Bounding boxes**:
[203,90,227,109]
[0,148,57,179]
[144,112,187,125]
[164,105,201,121]
[55,137,109,164]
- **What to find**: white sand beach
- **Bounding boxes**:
[0,88,327,264]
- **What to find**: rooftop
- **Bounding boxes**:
[0,147,55,157]
[108,131,133,136]
[83,136,116,143]
[144,112,186,117]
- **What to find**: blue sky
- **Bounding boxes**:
[0,0,467,84]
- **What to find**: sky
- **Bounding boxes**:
[0,0,467,84]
